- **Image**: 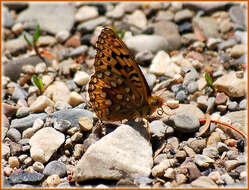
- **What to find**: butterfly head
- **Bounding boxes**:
[148,95,164,116]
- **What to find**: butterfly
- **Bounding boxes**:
[88,27,164,122]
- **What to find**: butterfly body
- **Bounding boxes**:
[88,28,164,122]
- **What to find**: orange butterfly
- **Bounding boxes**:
[88,28,164,122]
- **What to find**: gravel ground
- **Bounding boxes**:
[2,2,247,188]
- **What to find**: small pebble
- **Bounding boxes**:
[224,160,240,172]
[8,156,19,168]
[228,101,239,111]
[24,157,33,166]
[215,92,227,105]
[68,91,83,107]
[166,100,179,109]
[79,117,93,132]
[239,99,246,110]
[33,161,44,172]
[22,128,35,139]
[18,154,28,163]
[54,119,71,132]
[71,132,83,143]
[194,154,215,167]
[16,107,30,118]
[46,174,61,187]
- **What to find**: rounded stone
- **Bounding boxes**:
[79,117,93,132]
[43,161,67,177]
[168,114,200,133]
[7,128,22,142]
[8,156,20,168]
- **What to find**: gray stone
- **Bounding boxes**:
[175,90,188,102]
[77,17,111,32]
[126,35,170,54]
[4,56,50,82]
[174,9,194,23]
[74,122,152,182]
[11,113,47,132]
[43,161,67,177]
[18,3,75,34]
[150,120,166,138]
[3,6,15,28]
[194,154,214,167]
[229,5,246,28]
[183,67,199,86]
[51,109,93,129]
[193,17,219,39]
[12,85,28,101]
[152,21,181,51]
[144,73,156,89]
[184,2,229,12]
[218,39,237,50]
[239,99,247,110]
[7,128,22,142]
[53,119,71,132]
[228,101,239,111]
[4,36,28,55]
[16,107,30,118]
[167,113,200,133]
[187,81,198,94]
[202,146,219,158]
[9,172,44,184]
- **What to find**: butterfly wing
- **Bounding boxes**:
[88,28,151,121]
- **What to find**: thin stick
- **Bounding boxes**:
[199,118,247,139]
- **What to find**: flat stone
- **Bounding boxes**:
[29,96,54,113]
[193,17,219,39]
[125,10,147,30]
[174,9,194,23]
[152,21,181,51]
[43,81,71,103]
[214,72,246,98]
[17,3,75,34]
[30,127,65,163]
[194,154,214,167]
[126,35,170,54]
[149,51,180,77]
[11,113,47,132]
[77,17,111,32]
[51,108,93,129]
[74,122,152,182]
[9,172,44,184]
[75,6,98,22]
[43,161,67,177]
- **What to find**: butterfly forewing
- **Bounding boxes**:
[88,28,152,121]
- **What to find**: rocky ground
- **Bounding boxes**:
[2,2,247,188]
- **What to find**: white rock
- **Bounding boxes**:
[43,81,70,103]
[74,71,90,86]
[68,91,83,107]
[30,127,65,163]
[214,72,246,97]
[75,6,99,22]
[125,10,147,30]
[149,51,181,77]
[29,95,54,113]
[74,123,152,182]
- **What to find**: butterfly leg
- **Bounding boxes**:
[143,118,151,142]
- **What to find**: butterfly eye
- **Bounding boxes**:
[151,99,158,107]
